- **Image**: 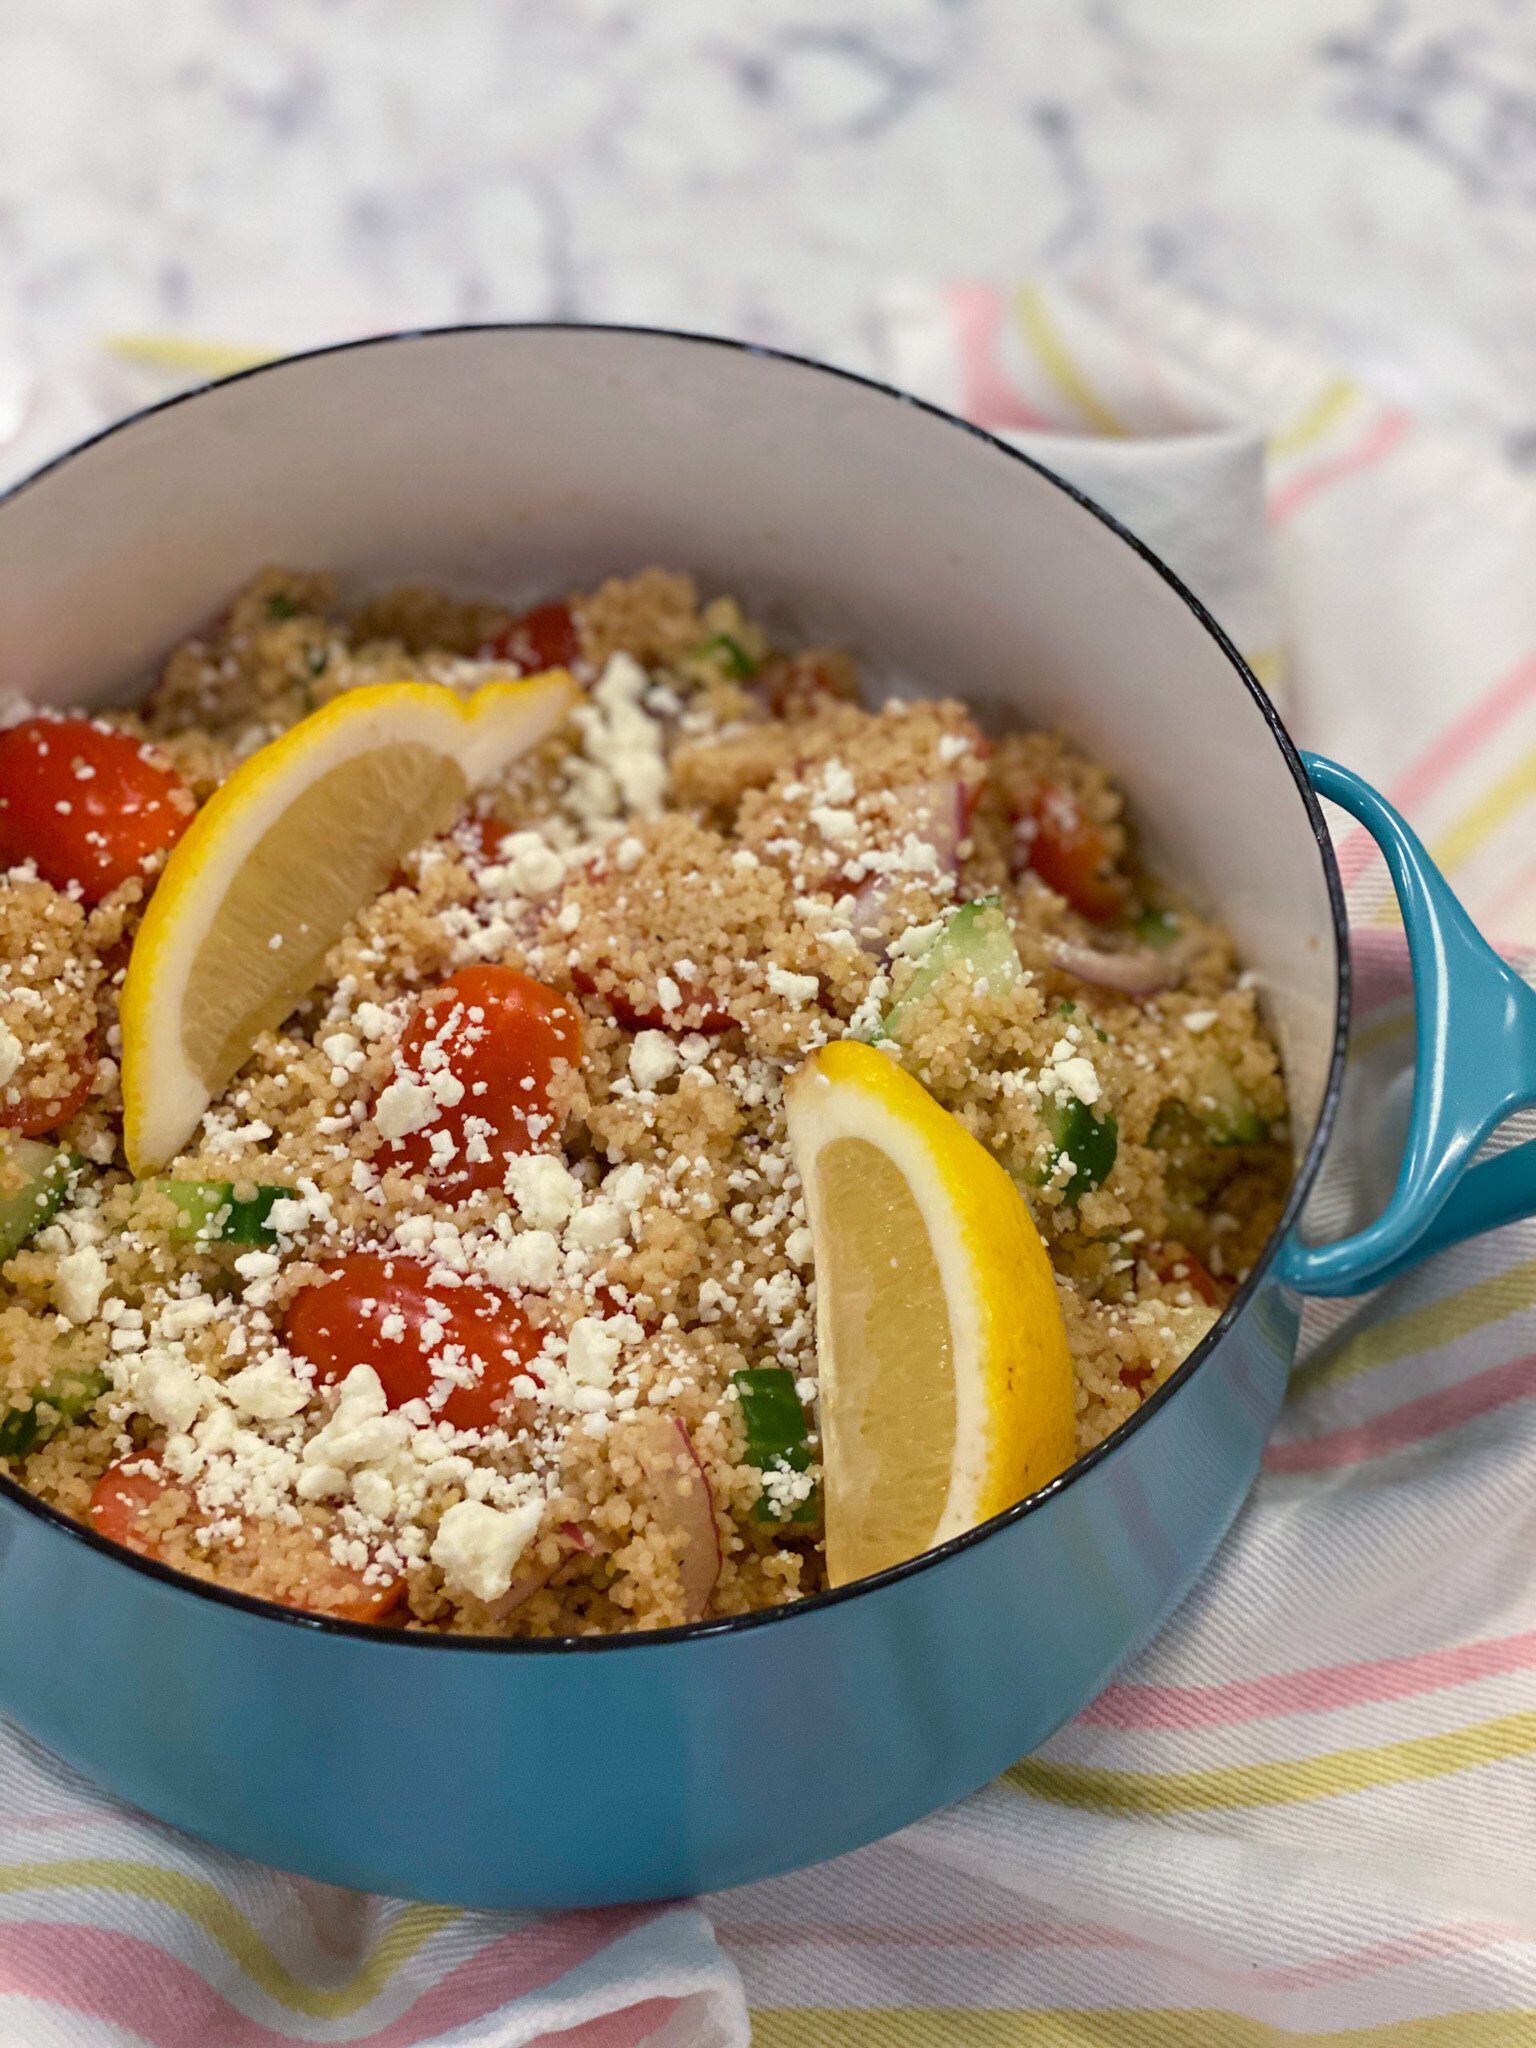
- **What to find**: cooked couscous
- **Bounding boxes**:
[0,567,1289,1634]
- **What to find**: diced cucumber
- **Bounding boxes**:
[1193,1059,1269,1145]
[731,1366,818,1525]
[1134,907,1182,947]
[158,1181,290,1245]
[0,1358,108,1461]
[879,899,1021,1041]
[0,1143,81,1264]
[1038,1097,1119,1206]
[697,632,759,680]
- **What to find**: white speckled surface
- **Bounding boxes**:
[4,0,1536,480]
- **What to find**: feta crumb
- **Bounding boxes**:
[354,1001,392,1041]
[431,1496,542,1602]
[566,1316,626,1389]
[224,1357,310,1421]
[766,965,819,1006]
[656,975,682,1014]
[629,1030,680,1091]
[498,831,565,897]
[54,1245,107,1323]
[1183,1009,1218,1033]
[482,1229,561,1292]
[0,1021,21,1086]
[374,1077,437,1140]
[503,1153,583,1229]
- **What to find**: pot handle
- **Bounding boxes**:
[1277,754,1536,1297]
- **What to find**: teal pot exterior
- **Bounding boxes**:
[0,1266,1300,1905]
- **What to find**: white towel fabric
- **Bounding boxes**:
[5,282,1536,2042]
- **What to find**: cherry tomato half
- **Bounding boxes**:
[0,1040,95,1137]
[0,719,193,904]
[1151,1241,1226,1308]
[479,601,581,673]
[88,1457,403,1624]
[283,1251,544,1431]
[1024,786,1126,923]
[377,965,582,1197]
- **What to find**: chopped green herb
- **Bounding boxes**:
[0,1144,82,1263]
[699,632,758,680]
[1054,999,1077,1017]
[157,1180,290,1245]
[265,592,300,621]
[731,1366,817,1523]
[1038,1097,1118,1205]
[0,1360,108,1461]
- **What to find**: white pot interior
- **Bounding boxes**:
[0,327,1340,1147]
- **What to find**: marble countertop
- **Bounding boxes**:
[3,0,1536,479]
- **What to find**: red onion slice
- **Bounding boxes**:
[629,1413,721,1622]
[1045,935,1192,996]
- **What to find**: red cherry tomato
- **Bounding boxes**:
[1024,786,1125,922]
[283,1251,544,1431]
[88,1457,403,1624]
[0,718,192,904]
[0,1040,95,1137]
[377,965,582,1197]
[479,601,581,672]
[88,1459,168,1557]
[1151,1241,1226,1308]
[570,963,734,1035]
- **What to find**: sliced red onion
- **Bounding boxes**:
[630,1414,720,1622]
[486,1521,598,1620]
[1045,934,1192,996]
[848,778,965,958]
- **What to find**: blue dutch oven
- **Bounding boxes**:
[0,328,1532,1908]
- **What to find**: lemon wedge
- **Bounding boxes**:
[785,1040,1076,1587]
[121,674,578,1174]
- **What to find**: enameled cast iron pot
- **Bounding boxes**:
[0,328,1533,1909]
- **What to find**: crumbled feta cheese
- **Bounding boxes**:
[130,1349,204,1436]
[54,1245,107,1323]
[497,831,565,897]
[431,1496,542,1602]
[566,1316,626,1389]
[629,1031,679,1091]
[655,975,682,1015]
[766,965,819,1006]
[224,1357,310,1421]
[785,1226,814,1268]
[303,1365,407,1471]
[503,1153,583,1229]
[0,1021,21,1087]
[1183,1009,1218,1033]
[482,1229,562,1292]
[265,1197,310,1235]
[374,1077,437,1139]
[566,1199,627,1250]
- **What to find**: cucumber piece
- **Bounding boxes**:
[0,1143,81,1263]
[0,1357,108,1461]
[731,1366,817,1525]
[158,1180,290,1245]
[880,899,1021,1041]
[697,631,759,680]
[1194,1059,1269,1145]
[1134,907,1182,947]
[1038,1097,1118,1205]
